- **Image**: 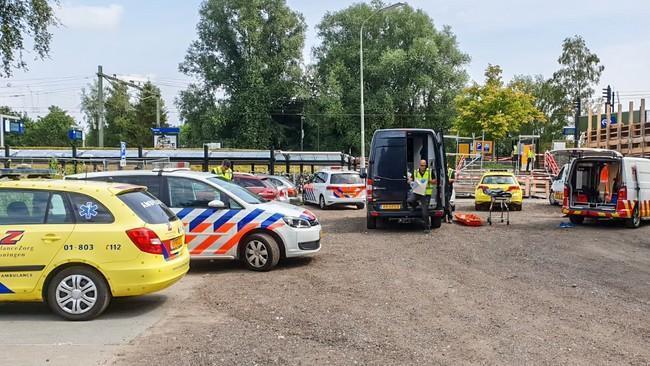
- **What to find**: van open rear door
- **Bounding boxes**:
[435,131,448,208]
[369,130,408,205]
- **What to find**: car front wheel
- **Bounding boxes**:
[242,233,281,271]
[46,266,111,321]
[319,195,327,210]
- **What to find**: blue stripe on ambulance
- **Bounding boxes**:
[0,282,14,294]
[261,213,284,229]
[237,208,264,231]
[212,209,239,231]
[188,208,216,231]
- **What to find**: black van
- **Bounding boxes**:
[364,128,449,229]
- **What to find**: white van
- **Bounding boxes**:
[562,149,650,228]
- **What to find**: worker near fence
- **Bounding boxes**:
[526,147,535,172]
[407,159,438,232]
[212,159,233,180]
[512,144,519,170]
[444,167,455,223]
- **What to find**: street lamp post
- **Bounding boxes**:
[359,2,406,172]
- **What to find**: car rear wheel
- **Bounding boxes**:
[569,215,585,225]
[46,266,111,321]
[356,203,365,210]
[625,205,641,229]
[319,195,327,210]
[242,233,280,271]
[549,192,557,205]
[367,214,377,229]
[430,215,442,229]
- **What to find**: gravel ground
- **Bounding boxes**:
[112,199,650,365]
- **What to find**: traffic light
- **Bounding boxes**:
[602,85,612,107]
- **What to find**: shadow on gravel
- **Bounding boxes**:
[0,294,168,321]
[188,256,314,274]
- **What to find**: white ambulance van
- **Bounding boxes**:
[562,149,650,228]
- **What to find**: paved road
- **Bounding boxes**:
[0,275,195,366]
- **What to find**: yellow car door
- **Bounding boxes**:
[0,189,74,298]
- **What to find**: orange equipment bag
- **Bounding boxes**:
[454,213,483,226]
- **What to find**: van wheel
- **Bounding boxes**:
[430,216,442,229]
[242,233,280,271]
[46,266,111,321]
[367,214,377,229]
[319,195,327,210]
[569,215,584,225]
[625,205,641,229]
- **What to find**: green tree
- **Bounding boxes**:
[80,80,108,147]
[178,0,306,148]
[26,106,76,146]
[453,65,545,141]
[133,82,168,147]
[552,35,604,107]
[510,75,572,150]
[104,82,136,147]
[312,1,469,153]
[0,0,58,77]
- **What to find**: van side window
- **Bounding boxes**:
[68,193,115,224]
[0,189,49,225]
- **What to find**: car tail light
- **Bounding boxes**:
[126,228,164,255]
[507,185,520,192]
[366,178,373,202]
[478,185,488,192]
[288,187,297,197]
[616,186,627,212]
[563,185,569,207]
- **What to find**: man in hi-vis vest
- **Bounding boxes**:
[407,159,438,232]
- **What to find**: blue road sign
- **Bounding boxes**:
[68,129,83,141]
[120,141,127,167]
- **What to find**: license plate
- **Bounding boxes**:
[170,237,183,251]
[380,204,401,210]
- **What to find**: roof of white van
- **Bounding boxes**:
[551,148,623,158]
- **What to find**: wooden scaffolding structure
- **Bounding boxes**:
[584,98,649,156]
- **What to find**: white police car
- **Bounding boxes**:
[67,165,320,271]
[303,168,366,209]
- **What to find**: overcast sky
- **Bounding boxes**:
[1,0,649,126]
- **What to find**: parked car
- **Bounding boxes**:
[364,128,450,229]
[474,171,523,211]
[303,168,365,209]
[260,174,300,204]
[0,178,189,320]
[232,172,280,201]
[67,167,321,271]
[562,148,650,228]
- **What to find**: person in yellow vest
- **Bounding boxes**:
[407,159,438,232]
[212,160,233,180]
[526,146,535,172]
[512,143,519,170]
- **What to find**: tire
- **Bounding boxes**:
[625,205,641,229]
[475,203,483,211]
[319,195,327,210]
[242,233,281,271]
[367,214,377,229]
[356,203,365,210]
[511,204,522,211]
[46,266,111,321]
[430,215,442,229]
[569,215,584,225]
[549,192,557,206]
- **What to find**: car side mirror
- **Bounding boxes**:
[208,199,227,209]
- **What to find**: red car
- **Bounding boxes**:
[233,173,279,201]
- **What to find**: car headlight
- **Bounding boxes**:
[283,216,311,228]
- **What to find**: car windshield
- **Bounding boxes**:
[330,173,363,184]
[208,177,263,204]
[482,175,516,185]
